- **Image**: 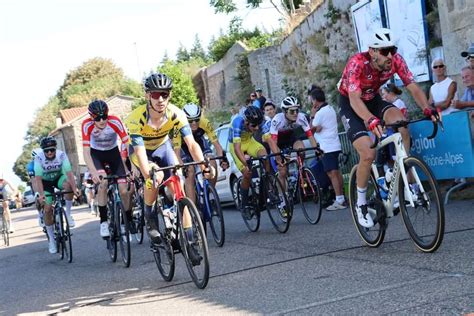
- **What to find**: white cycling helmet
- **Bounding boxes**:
[183,103,202,120]
[281,96,300,110]
[369,28,396,48]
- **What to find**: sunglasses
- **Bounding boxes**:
[433,64,445,69]
[188,119,200,124]
[93,114,108,122]
[378,46,398,57]
[43,148,56,153]
[150,91,170,100]
[286,108,299,115]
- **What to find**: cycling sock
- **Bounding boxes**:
[356,187,367,207]
[336,195,345,204]
[65,200,73,217]
[99,205,107,223]
[46,225,55,241]
[241,188,249,207]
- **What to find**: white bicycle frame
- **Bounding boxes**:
[371,131,427,218]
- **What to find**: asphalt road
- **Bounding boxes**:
[1,199,473,315]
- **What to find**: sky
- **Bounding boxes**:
[0,0,282,187]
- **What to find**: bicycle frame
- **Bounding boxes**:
[371,131,426,217]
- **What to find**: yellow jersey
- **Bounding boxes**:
[172,114,217,149]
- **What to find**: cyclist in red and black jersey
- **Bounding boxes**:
[338,28,440,228]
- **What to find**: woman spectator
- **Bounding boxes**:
[428,58,458,116]
[381,83,408,119]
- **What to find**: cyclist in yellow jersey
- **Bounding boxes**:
[125,73,213,265]
[173,103,228,205]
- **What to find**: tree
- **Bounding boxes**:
[176,43,190,62]
[210,0,303,18]
[158,60,199,108]
[189,34,207,62]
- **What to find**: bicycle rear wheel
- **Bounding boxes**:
[399,157,444,253]
[298,167,322,225]
[236,178,260,232]
[107,201,118,262]
[59,208,73,263]
[265,174,292,233]
[118,203,131,267]
[153,203,175,281]
[348,165,386,247]
[206,185,225,247]
[177,197,209,289]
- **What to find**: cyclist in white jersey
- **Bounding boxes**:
[35,137,80,254]
[0,176,18,233]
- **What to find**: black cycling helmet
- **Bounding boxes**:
[244,106,264,125]
[144,73,173,92]
[88,100,109,117]
[40,136,57,149]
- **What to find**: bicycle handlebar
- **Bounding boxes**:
[370,117,440,149]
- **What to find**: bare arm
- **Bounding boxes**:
[434,82,457,109]
[184,135,206,171]
[348,90,375,122]
[134,145,151,179]
[66,171,78,193]
[406,82,430,110]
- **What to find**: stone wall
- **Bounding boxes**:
[437,0,474,95]
[205,41,249,109]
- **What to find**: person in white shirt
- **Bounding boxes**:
[428,58,458,116]
[309,87,346,211]
[381,83,408,119]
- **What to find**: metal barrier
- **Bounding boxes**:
[338,131,359,179]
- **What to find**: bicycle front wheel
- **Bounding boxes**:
[118,203,131,267]
[399,157,444,253]
[59,208,73,263]
[206,185,225,247]
[298,167,322,225]
[133,191,145,244]
[265,174,292,233]
[153,203,175,282]
[236,178,260,232]
[348,165,386,247]
[177,197,210,289]
[107,201,118,262]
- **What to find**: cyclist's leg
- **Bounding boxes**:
[41,181,57,253]
[230,140,253,209]
[181,153,197,204]
[57,174,76,227]
[90,149,110,235]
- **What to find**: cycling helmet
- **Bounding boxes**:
[244,106,264,125]
[281,96,300,109]
[144,73,173,92]
[31,148,42,159]
[369,28,395,48]
[183,103,202,120]
[40,136,57,149]
[88,100,109,117]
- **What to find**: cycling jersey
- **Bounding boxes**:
[125,104,192,150]
[228,114,270,144]
[172,114,217,151]
[338,52,415,101]
[82,115,129,151]
[270,112,313,143]
[34,150,72,182]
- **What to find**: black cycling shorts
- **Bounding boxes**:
[339,94,395,143]
[91,146,127,176]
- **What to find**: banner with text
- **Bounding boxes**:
[410,111,474,180]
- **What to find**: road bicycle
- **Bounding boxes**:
[103,175,132,267]
[44,191,73,262]
[150,160,210,289]
[280,146,323,225]
[348,118,444,253]
[130,176,145,244]
[0,200,10,247]
[236,154,291,233]
[193,156,226,247]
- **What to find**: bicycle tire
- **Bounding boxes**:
[399,157,444,253]
[134,193,145,244]
[177,197,210,289]
[348,164,386,247]
[107,199,118,262]
[59,208,73,263]
[265,174,292,233]
[2,215,9,247]
[153,202,175,281]
[236,178,260,232]
[206,185,225,247]
[298,167,322,225]
[117,202,131,267]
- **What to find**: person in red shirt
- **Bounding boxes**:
[82,100,133,238]
[338,28,439,228]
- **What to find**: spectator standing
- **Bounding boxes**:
[428,58,458,116]
[253,88,267,109]
[310,87,346,210]
[381,83,408,119]
[461,43,474,68]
